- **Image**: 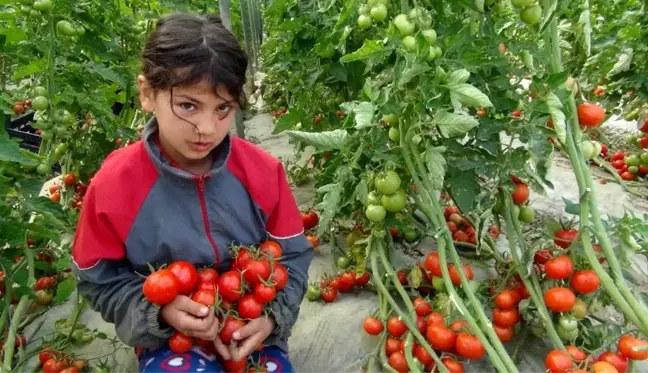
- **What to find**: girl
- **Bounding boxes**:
[71,13,313,373]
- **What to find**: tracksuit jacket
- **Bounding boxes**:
[71,118,314,353]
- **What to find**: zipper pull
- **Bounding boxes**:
[197,177,205,192]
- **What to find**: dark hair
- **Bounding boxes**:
[142,13,248,108]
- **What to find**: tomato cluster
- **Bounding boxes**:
[270,106,287,119]
[601,149,648,182]
[35,347,87,373]
[545,334,648,373]
[48,173,87,210]
[442,205,500,245]
[11,98,32,116]
[308,270,371,304]
[142,241,289,359]
[300,210,321,251]
[422,252,474,288]
[366,170,407,223]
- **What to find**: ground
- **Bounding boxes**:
[25,111,648,373]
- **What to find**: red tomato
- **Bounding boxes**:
[306,235,320,249]
[492,308,520,327]
[570,270,600,294]
[219,316,246,344]
[598,352,628,373]
[233,248,253,271]
[320,286,337,303]
[592,361,620,373]
[260,240,283,260]
[545,350,573,373]
[35,276,56,290]
[495,289,521,310]
[414,344,434,366]
[512,183,529,204]
[222,358,247,373]
[39,349,55,365]
[388,351,409,373]
[455,333,485,360]
[197,268,219,284]
[385,337,401,356]
[143,269,179,305]
[168,332,193,353]
[444,206,460,219]
[534,250,552,264]
[424,252,443,277]
[413,297,432,317]
[426,312,445,327]
[545,256,574,280]
[43,359,67,373]
[544,287,576,312]
[611,151,626,161]
[426,325,457,351]
[396,271,408,285]
[217,271,243,302]
[191,289,216,306]
[453,230,470,243]
[238,294,263,319]
[494,325,515,343]
[363,317,384,335]
[338,272,356,292]
[63,173,77,186]
[61,367,79,373]
[554,229,578,248]
[618,335,648,360]
[387,316,407,338]
[565,345,587,361]
[253,283,277,304]
[512,110,522,118]
[450,320,471,334]
[577,103,605,128]
[168,261,198,295]
[612,160,625,169]
[271,264,289,290]
[243,258,271,287]
[621,171,635,181]
[355,272,370,287]
[50,192,61,202]
[448,264,474,285]
[640,137,648,149]
[439,358,464,373]
[301,210,320,230]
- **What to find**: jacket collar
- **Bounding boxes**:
[142,117,232,179]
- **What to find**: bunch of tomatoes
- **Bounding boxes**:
[300,209,321,251]
[365,170,407,223]
[545,334,648,373]
[37,347,87,373]
[307,268,372,304]
[48,172,87,210]
[270,106,287,119]
[603,145,648,182]
[363,297,480,373]
[442,204,501,245]
[142,240,289,362]
[11,97,32,116]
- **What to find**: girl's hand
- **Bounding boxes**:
[227,317,276,360]
[160,295,220,340]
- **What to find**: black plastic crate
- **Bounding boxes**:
[4,111,41,152]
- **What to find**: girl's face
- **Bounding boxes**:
[138,75,236,173]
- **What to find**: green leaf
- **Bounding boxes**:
[546,93,566,144]
[562,197,580,215]
[88,63,127,87]
[272,109,303,134]
[577,7,591,57]
[13,59,46,80]
[55,276,77,303]
[424,147,446,190]
[18,178,45,199]
[0,134,40,166]
[546,72,568,88]
[335,0,360,29]
[0,222,26,247]
[0,34,5,50]
[340,40,387,63]
[284,130,349,151]
[447,168,478,213]
[431,111,480,138]
[447,83,493,109]
[398,64,431,89]
[607,48,633,77]
[352,102,375,129]
[316,181,344,237]
[353,179,368,205]
[447,69,470,85]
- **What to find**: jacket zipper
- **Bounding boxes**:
[196,176,221,267]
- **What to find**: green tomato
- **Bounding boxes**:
[408,7,432,28]
[580,141,596,160]
[403,229,418,242]
[32,96,49,111]
[625,155,640,166]
[435,66,447,81]
[53,126,67,136]
[41,131,53,141]
[388,127,400,142]
[492,196,504,214]
[18,5,30,15]
[61,110,75,124]
[30,9,40,17]
[556,324,579,341]
[358,4,370,15]
[558,315,578,331]
[370,4,388,22]
[432,276,445,292]
[402,35,417,52]
[427,47,438,61]
[375,171,401,194]
[36,163,49,175]
[56,20,77,36]
[510,204,520,220]
[75,26,86,36]
[591,141,602,156]
[422,29,437,43]
[393,14,415,36]
[357,15,372,30]
[381,189,407,212]
[366,204,387,222]
[571,298,588,320]
[367,191,381,205]
[518,205,535,223]
[306,285,321,301]
[19,0,33,4]
[383,113,398,126]
[640,152,648,164]
[54,143,68,156]
[628,134,639,144]
[434,46,443,58]
[511,0,534,8]
[337,256,351,270]
[520,4,542,25]
[629,166,639,174]
[34,86,47,96]
[33,0,51,11]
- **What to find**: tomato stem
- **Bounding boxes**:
[1,295,29,372]
[369,239,448,373]
[500,192,566,351]
[64,294,87,345]
[403,332,419,372]
[400,124,517,373]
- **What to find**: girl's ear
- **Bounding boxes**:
[138,75,155,113]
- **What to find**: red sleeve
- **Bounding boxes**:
[265,164,304,239]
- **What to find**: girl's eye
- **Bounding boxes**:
[179,102,196,111]
[216,104,231,114]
